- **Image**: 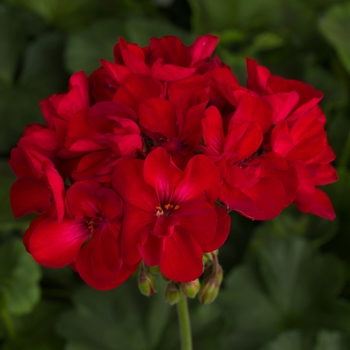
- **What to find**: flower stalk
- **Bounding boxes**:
[176,291,193,350]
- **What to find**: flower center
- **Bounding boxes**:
[235,157,253,169]
[85,216,103,233]
[155,203,180,217]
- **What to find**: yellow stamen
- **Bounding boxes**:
[174,205,180,210]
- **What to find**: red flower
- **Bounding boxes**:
[139,74,209,169]
[113,147,230,282]
[269,111,337,219]
[201,105,298,220]
[23,180,137,290]
[9,148,65,221]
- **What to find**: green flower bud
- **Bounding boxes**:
[181,279,200,299]
[198,261,223,305]
[138,268,157,296]
[198,277,219,305]
[165,281,180,305]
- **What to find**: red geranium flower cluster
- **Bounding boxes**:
[9,35,337,290]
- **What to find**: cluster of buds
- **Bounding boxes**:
[138,250,223,306]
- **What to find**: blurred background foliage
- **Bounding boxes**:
[0,0,350,349]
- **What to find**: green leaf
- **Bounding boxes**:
[0,31,67,153]
[125,18,191,46]
[1,300,66,350]
[0,4,26,85]
[3,0,94,31]
[218,236,348,350]
[260,330,313,350]
[64,19,127,75]
[260,329,350,350]
[315,330,349,350]
[319,3,350,74]
[56,277,172,350]
[0,161,16,226]
[0,239,41,315]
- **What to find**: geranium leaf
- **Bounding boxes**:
[218,236,349,350]
[56,277,172,350]
[319,3,350,74]
[0,239,41,315]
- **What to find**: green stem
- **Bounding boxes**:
[1,308,15,339]
[176,291,193,350]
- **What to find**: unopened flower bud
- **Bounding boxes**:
[138,267,157,296]
[165,281,180,305]
[198,261,223,305]
[181,279,200,298]
[198,277,219,305]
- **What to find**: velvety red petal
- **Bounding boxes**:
[174,201,217,245]
[190,35,219,64]
[201,206,231,252]
[224,122,263,160]
[246,57,271,94]
[222,176,286,220]
[75,223,122,282]
[262,92,299,123]
[113,74,163,113]
[267,75,323,116]
[160,229,203,282]
[96,187,123,221]
[202,106,225,155]
[44,161,65,222]
[230,92,272,133]
[139,98,176,138]
[151,59,196,81]
[121,204,156,265]
[113,159,158,211]
[292,161,315,214]
[310,188,336,220]
[100,59,132,86]
[174,155,220,204]
[119,37,150,75]
[10,178,52,217]
[143,148,183,204]
[29,218,89,268]
[140,234,163,266]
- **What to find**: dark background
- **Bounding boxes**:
[0,0,350,349]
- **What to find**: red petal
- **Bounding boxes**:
[113,74,163,113]
[262,92,299,123]
[174,201,217,245]
[29,218,89,268]
[151,59,196,81]
[113,159,158,212]
[310,189,336,220]
[139,98,176,138]
[246,57,270,94]
[140,234,163,266]
[202,106,225,155]
[224,122,263,160]
[201,206,231,252]
[143,148,183,204]
[10,178,52,217]
[75,223,124,285]
[119,37,150,75]
[160,230,203,282]
[230,92,272,133]
[174,155,220,204]
[121,204,155,265]
[190,35,219,64]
